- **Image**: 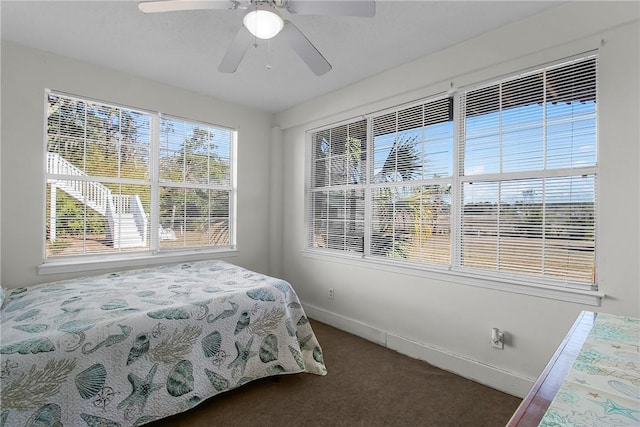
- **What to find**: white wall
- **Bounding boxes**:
[275,2,640,397]
[0,41,275,287]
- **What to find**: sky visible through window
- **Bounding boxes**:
[373,120,453,181]
[371,98,596,204]
[463,100,596,205]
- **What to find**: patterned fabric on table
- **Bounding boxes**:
[0,260,327,426]
[539,313,640,427]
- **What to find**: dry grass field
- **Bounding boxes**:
[402,233,593,282]
[50,229,592,283]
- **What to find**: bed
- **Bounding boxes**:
[0,260,327,426]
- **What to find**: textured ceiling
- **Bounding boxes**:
[1,1,562,113]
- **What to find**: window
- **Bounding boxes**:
[307,54,597,291]
[370,98,454,263]
[45,91,235,260]
[309,120,366,252]
[458,56,597,285]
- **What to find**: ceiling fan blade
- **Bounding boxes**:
[285,0,375,17]
[218,26,254,73]
[280,21,331,76]
[138,0,237,14]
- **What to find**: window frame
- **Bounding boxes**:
[307,117,368,254]
[304,54,602,305]
[40,90,237,275]
[454,54,598,290]
[367,97,455,265]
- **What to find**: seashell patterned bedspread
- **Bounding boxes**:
[0,260,327,426]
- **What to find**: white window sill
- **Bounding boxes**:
[301,249,604,306]
[38,248,239,276]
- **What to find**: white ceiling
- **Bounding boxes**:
[1,0,562,113]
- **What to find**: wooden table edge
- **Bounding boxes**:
[506,310,596,427]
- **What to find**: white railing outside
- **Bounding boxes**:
[47,153,110,216]
[130,195,149,246]
[112,194,131,215]
[47,152,148,249]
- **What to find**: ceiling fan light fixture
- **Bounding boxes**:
[243,5,284,40]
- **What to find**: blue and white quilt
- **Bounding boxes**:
[0,260,327,426]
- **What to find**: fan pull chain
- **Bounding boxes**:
[252,3,258,49]
[266,39,272,70]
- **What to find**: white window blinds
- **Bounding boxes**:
[45,92,235,259]
[158,116,233,250]
[458,56,597,285]
[309,120,366,252]
[306,53,598,291]
[370,98,453,263]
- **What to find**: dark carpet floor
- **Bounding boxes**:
[150,319,522,426]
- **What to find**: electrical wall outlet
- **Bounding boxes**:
[491,328,504,349]
[328,288,334,300]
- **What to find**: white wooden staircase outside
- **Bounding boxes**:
[47,152,148,249]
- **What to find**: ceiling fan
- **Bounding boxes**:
[138,0,376,76]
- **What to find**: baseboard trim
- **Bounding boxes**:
[303,302,534,398]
